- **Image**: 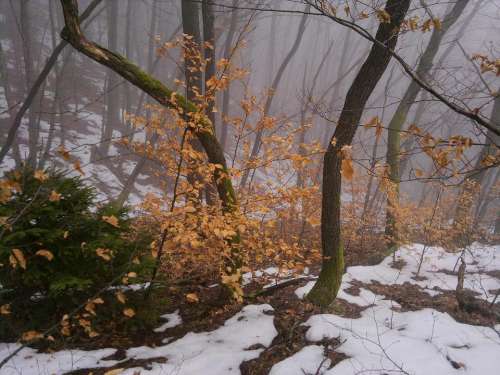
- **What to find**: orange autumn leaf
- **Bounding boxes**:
[102,215,119,228]
[186,292,199,303]
[11,248,26,269]
[73,160,85,175]
[123,308,136,318]
[376,9,391,23]
[49,190,62,202]
[21,330,43,342]
[36,249,54,261]
[96,248,113,261]
[104,369,124,375]
[57,145,71,161]
[1,304,11,315]
[34,170,48,182]
[115,291,127,304]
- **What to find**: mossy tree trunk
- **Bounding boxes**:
[181,0,206,202]
[202,0,218,205]
[59,0,242,299]
[59,0,237,210]
[385,0,468,251]
[307,0,411,308]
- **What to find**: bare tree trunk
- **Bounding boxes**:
[362,67,396,219]
[239,5,310,189]
[182,0,206,202]
[321,28,353,147]
[399,90,429,177]
[20,0,42,167]
[220,0,239,150]
[307,0,411,307]
[0,37,22,167]
[385,0,468,251]
[453,94,500,237]
[202,0,218,204]
[116,133,159,207]
[123,0,134,134]
[296,40,333,188]
[0,0,102,165]
[474,168,498,226]
[97,0,120,158]
[40,1,63,169]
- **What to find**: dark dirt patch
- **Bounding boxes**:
[66,356,167,375]
[240,279,363,375]
[357,280,499,326]
[486,270,500,280]
[390,259,407,270]
[343,284,361,296]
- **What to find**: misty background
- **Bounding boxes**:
[0,0,498,226]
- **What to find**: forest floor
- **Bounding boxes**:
[1,242,499,375]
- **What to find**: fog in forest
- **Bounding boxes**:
[0,1,499,374]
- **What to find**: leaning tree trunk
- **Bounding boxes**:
[239,5,310,189]
[0,0,102,165]
[59,0,242,297]
[385,0,468,251]
[306,0,411,308]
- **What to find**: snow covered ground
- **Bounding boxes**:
[283,242,500,375]
[0,305,277,375]
[1,243,499,375]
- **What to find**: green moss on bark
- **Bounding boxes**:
[306,242,344,308]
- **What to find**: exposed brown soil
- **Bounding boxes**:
[357,280,499,327]
[240,281,359,375]
[28,242,500,374]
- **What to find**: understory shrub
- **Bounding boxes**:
[0,167,153,339]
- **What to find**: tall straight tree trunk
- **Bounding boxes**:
[220,0,239,150]
[202,0,218,204]
[321,28,352,147]
[98,0,120,158]
[307,0,411,307]
[182,0,205,202]
[453,93,500,239]
[240,5,310,189]
[40,1,62,169]
[0,0,102,164]
[362,67,396,219]
[296,40,333,188]
[0,38,22,167]
[398,90,429,177]
[385,0,468,250]
[202,0,216,125]
[123,0,134,134]
[20,0,42,167]
[474,167,498,225]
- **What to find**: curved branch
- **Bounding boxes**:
[58,0,237,210]
[305,0,500,137]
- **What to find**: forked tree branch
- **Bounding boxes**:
[304,0,500,138]
[58,0,237,210]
